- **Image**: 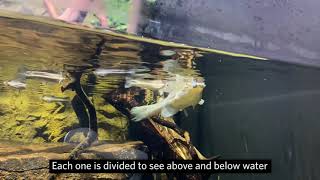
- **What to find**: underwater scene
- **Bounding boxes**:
[0,10,319,180]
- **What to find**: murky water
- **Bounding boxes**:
[0,13,320,180]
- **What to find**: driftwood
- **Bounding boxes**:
[0,141,145,179]
[104,88,212,180]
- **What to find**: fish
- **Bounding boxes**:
[21,71,65,83]
[161,59,187,76]
[160,50,177,56]
[42,95,70,103]
[93,69,135,77]
[125,77,165,90]
[130,75,206,121]
[3,80,26,89]
[93,68,149,77]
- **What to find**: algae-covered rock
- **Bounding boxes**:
[94,95,129,141]
[0,81,75,143]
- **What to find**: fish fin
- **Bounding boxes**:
[59,72,64,84]
[159,89,164,97]
[124,81,132,88]
[16,66,28,82]
[131,103,162,121]
[183,109,189,117]
[161,105,178,118]
[124,77,133,88]
[198,99,205,105]
[17,66,29,74]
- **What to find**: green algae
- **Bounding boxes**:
[0,75,129,144]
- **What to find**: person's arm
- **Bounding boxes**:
[43,0,59,18]
[128,0,142,34]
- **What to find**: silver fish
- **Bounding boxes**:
[3,80,26,89]
[93,69,135,77]
[93,68,149,77]
[42,95,69,103]
[22,71,65,83]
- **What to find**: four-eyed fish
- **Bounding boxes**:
[3,79,26,89]
[42,95,70,103]
[93,68,149,77]
[3,68,64,89]
[21,70,65,83]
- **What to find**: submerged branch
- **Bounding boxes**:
[61,72,98,160]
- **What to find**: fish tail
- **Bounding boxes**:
[125,77,134,88]
[17,66,28,74]
[59,72,64,84]
[17,66,28,81]
[124,81,132,89]
[130,103,163,121]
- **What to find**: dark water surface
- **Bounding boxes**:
[0,13,319,180]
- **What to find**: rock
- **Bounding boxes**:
[0,141,146,179]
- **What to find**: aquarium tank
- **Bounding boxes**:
[0,0,319,180]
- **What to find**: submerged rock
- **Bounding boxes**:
[0,141,146,179]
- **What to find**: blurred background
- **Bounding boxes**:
[2,0,320,67]
[0,0,132,31]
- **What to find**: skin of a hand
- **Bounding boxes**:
[128,0,142,34]
[43,0,108,27]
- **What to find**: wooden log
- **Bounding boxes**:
[104,88,211,180]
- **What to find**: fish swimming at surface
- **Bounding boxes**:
[93,68,149,77]
[3,79,26,89]
[93,68,135,76]
[21,70,65,83]
[42,95,70,103]
[3,69,65,89]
